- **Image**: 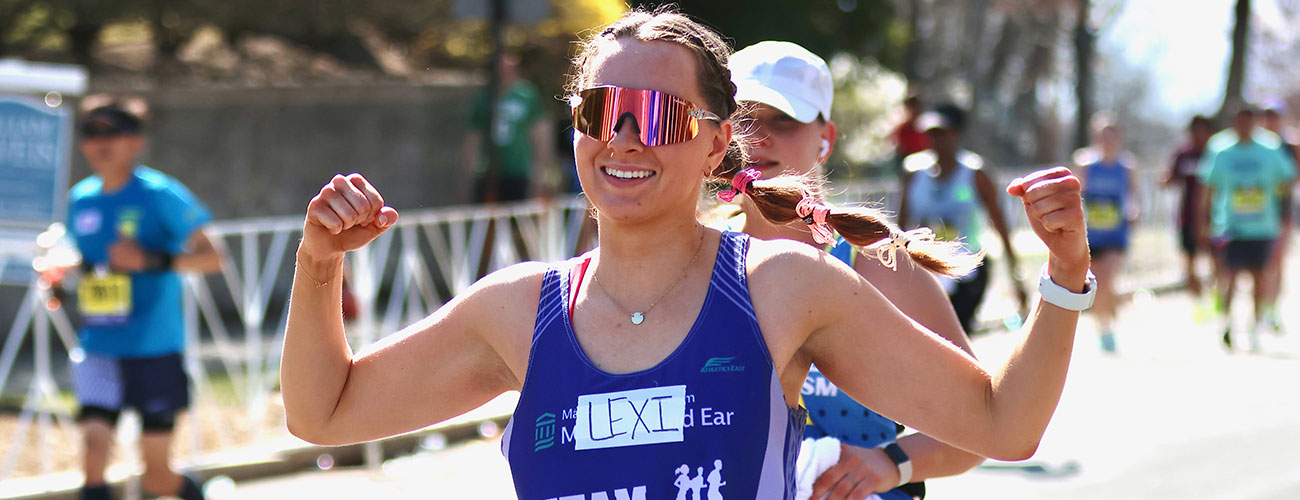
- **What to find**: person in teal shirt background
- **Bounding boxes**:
[1198,106,1297,351]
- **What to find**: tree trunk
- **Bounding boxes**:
[1218,0,1251,121]
[1073,0,1095,151]
[902,0,923,82]
[962,0,991,85]
[150,0,182,75]
[67,22,101,68]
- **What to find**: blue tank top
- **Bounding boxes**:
[1083,159,1130,248]
[503,231,807,500]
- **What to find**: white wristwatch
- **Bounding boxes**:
[1037,265,1097,311]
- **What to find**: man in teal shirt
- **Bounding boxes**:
[1198,107,1297,350]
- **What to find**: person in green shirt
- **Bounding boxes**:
[1198,106,1298,351]
[460,53,554,202]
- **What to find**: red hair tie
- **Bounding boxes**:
[717,168,761,203]
[796,197,835,245]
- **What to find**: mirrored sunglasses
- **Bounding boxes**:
[570,85,722,147]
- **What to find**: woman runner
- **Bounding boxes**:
[281,9,1094,499]
[723,41,983,500]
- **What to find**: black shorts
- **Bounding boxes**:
[73,353,190,432]
[1224,239,1274,271]
[1178,224,1198,255]
[948,262,989,335]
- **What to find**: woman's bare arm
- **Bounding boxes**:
[809,255,984,498]
[772,167,1088,461]
[281,174,529,445]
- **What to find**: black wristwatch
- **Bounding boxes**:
[882,442,913,487]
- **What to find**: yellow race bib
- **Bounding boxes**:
[1231,186,1267,215]
[78,273,132,326]
[1086,200,1121,230]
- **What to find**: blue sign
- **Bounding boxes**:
[0,96,71,229]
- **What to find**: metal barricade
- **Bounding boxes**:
[0,196,594,481]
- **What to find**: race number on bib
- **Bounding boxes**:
[79,273,132,326]
[1231,186,1267,215]
[1085,200,1121,230]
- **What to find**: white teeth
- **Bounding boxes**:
[603,167,653,179]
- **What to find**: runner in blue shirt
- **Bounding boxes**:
[56,95,224,500]
[281,9,1094,499]
[1074,116,1139,353]
[1198,107,1298,351]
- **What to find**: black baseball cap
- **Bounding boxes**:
[80,105,144,138]
[917,103,967,132]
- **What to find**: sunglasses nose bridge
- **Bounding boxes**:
[612,111,641,136]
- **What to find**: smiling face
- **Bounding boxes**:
[743,104,835,179]
[573,38,733,225]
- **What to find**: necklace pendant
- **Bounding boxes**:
[630,312,645,325]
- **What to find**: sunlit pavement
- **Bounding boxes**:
[226,280,1300,499]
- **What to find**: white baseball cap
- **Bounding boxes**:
[730,41,833,123]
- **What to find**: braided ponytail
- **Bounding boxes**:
[718,170,983,277]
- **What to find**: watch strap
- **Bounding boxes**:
[882,442,913,486]
[1037,265,1097,311]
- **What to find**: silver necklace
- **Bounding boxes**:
[590,229,706,325]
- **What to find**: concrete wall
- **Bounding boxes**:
[3,82,486,394]
[69,82,484,219]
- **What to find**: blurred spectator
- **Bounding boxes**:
[889,94,931,175]
[460,53,555,203]
[1164,115,1215,297]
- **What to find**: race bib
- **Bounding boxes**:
[573,385,687,451]
[78,273,132,326]
[1230,186,1267,215]
[1086,200,1121,230]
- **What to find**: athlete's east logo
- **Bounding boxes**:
[700,357,744,373]
[534,412,557,451]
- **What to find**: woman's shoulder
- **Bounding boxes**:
[744,236,857,284]
[462,260,557,306]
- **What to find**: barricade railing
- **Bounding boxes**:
[0,196,596,483]
[0,167,1191,482]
